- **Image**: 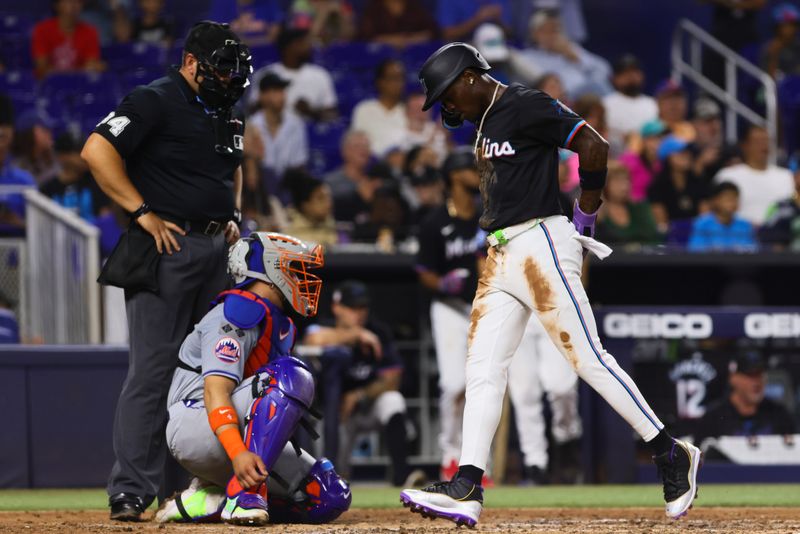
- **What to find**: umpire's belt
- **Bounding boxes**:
[486,217,544,247]
[159,213,227,237]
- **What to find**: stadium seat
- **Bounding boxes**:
[307,120,349,175]
[248,44,279,71]
[103,42,168,71]
[0,70,37,111]
[318,42,394,72]
[666,219,694,246]
[778,75,800,156]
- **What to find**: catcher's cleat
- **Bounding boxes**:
[109,492,144,522]
[653,439,702,519]
[400,473,483,528]
[221,492,269,526]
[155,478,226,523]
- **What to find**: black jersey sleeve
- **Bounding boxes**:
[93,86,164,159]
[515,87,586,149]
[416,213,444,274]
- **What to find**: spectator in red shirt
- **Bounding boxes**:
[31,0,104,78]
[360,0,438,49]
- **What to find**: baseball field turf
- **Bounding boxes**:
[1,484,798,532]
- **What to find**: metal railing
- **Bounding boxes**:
[671,18,778,163]
[24,189,101,344]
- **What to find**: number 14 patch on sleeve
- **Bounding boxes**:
[214,337,241,363]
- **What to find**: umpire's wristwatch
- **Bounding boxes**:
[130,202,151,220]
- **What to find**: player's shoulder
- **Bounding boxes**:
[504,83,549,103]
[221,291,272,330]
[419,204,449,230]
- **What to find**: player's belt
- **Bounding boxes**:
[486,217,545,247]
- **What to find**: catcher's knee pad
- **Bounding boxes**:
[269,458,351,524]
[245,357,315,471]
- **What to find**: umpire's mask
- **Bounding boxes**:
[185,21,253,112]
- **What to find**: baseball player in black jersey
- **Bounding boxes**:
[416,148,581,484]
[401,43,701,527]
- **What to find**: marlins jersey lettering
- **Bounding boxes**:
[167,292,297,405]
[475,84,586,231]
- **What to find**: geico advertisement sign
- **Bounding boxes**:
[744,313,800,338]
[603,314,713,338]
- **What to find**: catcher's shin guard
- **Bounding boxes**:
[227,357,316,498]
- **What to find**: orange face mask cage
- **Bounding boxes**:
[276,242,324,317]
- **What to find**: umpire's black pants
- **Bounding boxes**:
[107,230,228,507]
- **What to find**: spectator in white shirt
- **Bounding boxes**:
[519,9,611,100]
[250,27,338,121]
[714,125,794,225]
[246,72,309,194]
[602,54,658,156]
[351,59,408,157]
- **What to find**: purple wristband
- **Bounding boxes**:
[572,200,598,238]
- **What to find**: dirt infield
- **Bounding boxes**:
[2,507,799,533]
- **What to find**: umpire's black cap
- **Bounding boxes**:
[332,280,371,308]
[184,20,241,60]
[418,42,490,111]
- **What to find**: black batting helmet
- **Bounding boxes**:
[419,42,490,111]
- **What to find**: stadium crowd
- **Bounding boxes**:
[1,0,800,253]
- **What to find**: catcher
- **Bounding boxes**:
[156,232,351,525]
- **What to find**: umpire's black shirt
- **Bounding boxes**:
[93,68,244,220]
[475,83,585,232]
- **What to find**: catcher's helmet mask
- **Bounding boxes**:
[185,21,253,112]
[228,232,324,317]
[418,42,491,129]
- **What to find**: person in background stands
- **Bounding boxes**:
[250,27,338,122]
[40,132,110,224]
[324,130,372,198]
[360,0,437,49]
[11,110,59,185]
[0,96,35,234]
[602,54,658,156]
[351,59,409,158]
[246,72,309,196]
[284,168,338,246]
[714,124,794,226]
[595,161,661,246]
[437,0,512,42]
[206,0,283,46]
[619,119,667,203]
[655,80,694,142]
[128,0,175,47]
[291,0,356,47]
[687,181,756,252]
[759,160,800,250]
[31,0,105,79]
[648,135,709,230]
[520,10,611,100]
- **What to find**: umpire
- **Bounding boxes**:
[81,22,252,521]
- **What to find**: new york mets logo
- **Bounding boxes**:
[214,337,241,363]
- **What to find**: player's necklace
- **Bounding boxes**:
[473,82,502,155]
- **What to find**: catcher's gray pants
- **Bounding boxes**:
[107,230,228,506]
[166,375,313,497]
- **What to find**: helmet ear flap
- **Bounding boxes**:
[228,238,253,283]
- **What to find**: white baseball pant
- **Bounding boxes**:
[431,299,581,469]
[460,215,663,470]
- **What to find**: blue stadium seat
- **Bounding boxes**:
[103,42,168,71]
[248,44,279,71]
[0,70,37,111]
[307,120,349,175]
[0,13,36,36]
[778,75,800,156]
[667,219,694,246]
[400,41,442,75]
[318,42,394,72]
